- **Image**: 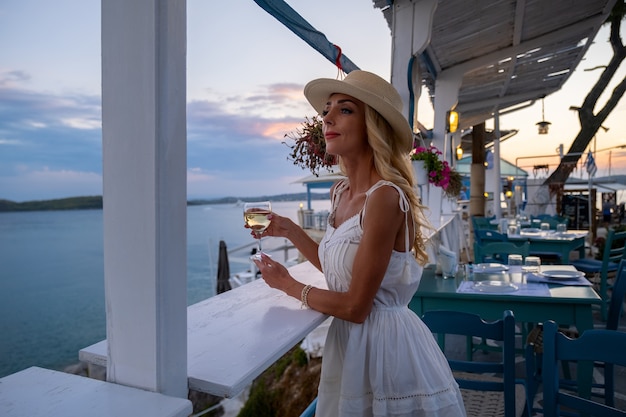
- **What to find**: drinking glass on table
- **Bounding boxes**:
[522,256,541,274]
[508,254,523,267]
[556,223,567,234]
[507,223,520,236]
[243,201,272,261]
[508,254,523,285]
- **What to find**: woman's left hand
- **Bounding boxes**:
[253,253,294,293]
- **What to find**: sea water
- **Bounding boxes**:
[0,200,329,378]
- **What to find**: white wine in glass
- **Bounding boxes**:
[243,201,272,260]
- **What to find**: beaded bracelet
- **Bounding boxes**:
[301,284,313,309]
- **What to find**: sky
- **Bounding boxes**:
[1,0,625,202]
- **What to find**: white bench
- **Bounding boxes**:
[80,261,329,398]
[0,366,191,417]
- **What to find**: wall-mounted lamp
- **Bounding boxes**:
[446,110,459,133]
[505,190,513,198]
[536,97,551,134]
[456,145,463,160]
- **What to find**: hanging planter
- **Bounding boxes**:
[283,115,337,176]
[410,145,462,198]
[412,160,429,185]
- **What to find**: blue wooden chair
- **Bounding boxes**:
[542,321,626,417]
[474,241,530,265]
[558,258,626,407]
[525,259,626,412]
[471,215,498,232]
[474,229,507,243]
[421,310,529,417]
[572,229,626,320]
[553,215,570,227]
[473,229,508,263]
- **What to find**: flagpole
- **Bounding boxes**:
[585,151,597,257]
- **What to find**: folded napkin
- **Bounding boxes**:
[526,273,592,286]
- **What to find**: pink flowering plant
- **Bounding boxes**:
[411,145,462,198]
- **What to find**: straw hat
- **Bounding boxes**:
[304,70,413,152]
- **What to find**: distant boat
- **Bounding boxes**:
[234,199,244,207]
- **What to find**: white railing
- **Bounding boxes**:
[299,209,330,231]
[72,212,461,414]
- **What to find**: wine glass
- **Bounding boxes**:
[243,201,272,260]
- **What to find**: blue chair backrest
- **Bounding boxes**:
[602,258,626,407]
[472,216,497,232]
[475,229,507,243]
[607,258,626,331]
[593,229,626,320]
[602,229,626,266]
[421,310,519,417]
[474,241,530,264]
[542,321,626,417]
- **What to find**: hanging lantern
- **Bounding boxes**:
[455,145,463,160]
[536,97,551,134]
[446,110,459,133]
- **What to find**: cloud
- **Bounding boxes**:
[0,74,315,201]
[0,138,24,145]
[61,117,101,130]
[0,70,31,87]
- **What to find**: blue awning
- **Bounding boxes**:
[253,0,360,73]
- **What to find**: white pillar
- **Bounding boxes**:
[389,0,437,123]
[102,0,188,397]
[431,71,462,216]
[493,111,503,218]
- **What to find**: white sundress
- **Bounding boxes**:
[315,179,466,417]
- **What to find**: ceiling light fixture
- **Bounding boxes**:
[536,97,551,134]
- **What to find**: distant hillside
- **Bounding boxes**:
[0,192,330,212]
[187,192,330,206]
[0,196,103,212]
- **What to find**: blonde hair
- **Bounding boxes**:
[337,106,431,264]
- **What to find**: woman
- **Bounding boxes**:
[250,70,466,416]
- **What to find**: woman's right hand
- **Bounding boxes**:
[244,212,293,240]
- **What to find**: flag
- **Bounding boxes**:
[585,151,597,177]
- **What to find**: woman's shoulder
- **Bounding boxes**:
[365,181,404,209]
[367,180,403,198]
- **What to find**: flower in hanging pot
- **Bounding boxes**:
[411,145,462,198]
[284,115,337,176]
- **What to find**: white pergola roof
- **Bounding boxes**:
[374,0,616,130]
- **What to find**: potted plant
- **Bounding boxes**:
[411,145,462,198]
[284,115,336,176]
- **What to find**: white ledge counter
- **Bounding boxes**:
[80,261,329,398]
[0,367,192,417]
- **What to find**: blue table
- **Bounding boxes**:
[410,265,600,399]
[507,230,587,263]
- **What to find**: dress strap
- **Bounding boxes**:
[364,181,411,253]
[331,179,349,208]
[328,179,349,227]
